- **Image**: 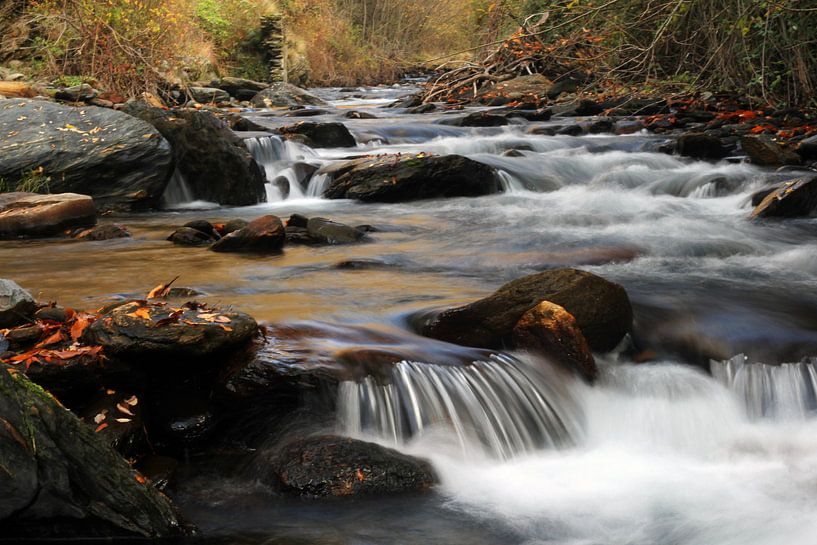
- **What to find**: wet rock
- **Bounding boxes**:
[137,455,178,491]
[282,108,330,117]
[81,391,146,458]
[752,176,817,218]
[334,259,395,270]
[322,154,502,202]
[263,435,436,497]
[4,324,43,348]
[502,108,553,122]
[796,134,817,160]
[188,86,230,104]
[168,226,215,246]
[210,215,285,253]
[439,111,509,127]
[345,110,377,119]
[150,391,218,447]
[250,83,327,108]
[73,223,131,241]
[184,219,220,239]
[740,135,801,166]
[388,95,422,108]
[0,192,96,239]
[588,118,615,134]
[228,116,269,132]
[222,218,249,235]
[422,268,633,352]
[54,83,97,102]
[676,132,729,160]
[0,99,173,210]
[34,306,69,323]
[0,279,36,328]
[278,121,356,148]
[127,107,266,206]
[408,103,437,114]
[215,77,267,98]
[512,301,597,381]
[81,300,258,361]
[503,149,526,158]
[0,365,189,539]
[556,124,584,136]
[306,217,366,245]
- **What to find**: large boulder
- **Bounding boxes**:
[0,279,36,328]
[187,86,229,104]
[278,121,356,148]
[752,176,817,218]
[81,300,258,362]
[0,99,173,210]
[0,192,95,238]
[250,83,327,108]
[0,365,189,538]
[422,269,633,352]
[126,107,266,206]
[305,216,366,245]
[214,77,267,99]
[262,435,436,497]
[322,153,502,202]
[210,215,285,253]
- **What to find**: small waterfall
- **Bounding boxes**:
[306,173,331,197]
[160,168,194,207]
[711,354,817,419]
[338,354,580,460]
[496,169,525,193]
[244,135,317,201]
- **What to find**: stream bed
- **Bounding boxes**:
[3,85,817,545]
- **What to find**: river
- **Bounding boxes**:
[3,84,817,545]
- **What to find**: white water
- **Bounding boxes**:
[243,135,317,202]
[339,360,817,545]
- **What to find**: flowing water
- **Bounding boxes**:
[3,84,817,545]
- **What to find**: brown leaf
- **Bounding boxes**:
[126,307,152,321]
[124,395,138,406]
[36,331,64,348]
[116,403,135,416]
[147,275,180,299]
[70,316,91,341]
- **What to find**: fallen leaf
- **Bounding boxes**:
[116,403,135,416]
[115,418,132,423]
[93,412,106,424]
[124,395,138,406]
[95,423,109,433]
[36,331,64,347]
[147,276,180,299]
[70,316,91,340]
[126,307,152,321]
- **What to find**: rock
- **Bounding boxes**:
[263,435,436,497]
[345,110,377,119]
[306,217,366,245]
[796,134,817,159]
[81,300,258,361]
[752,176,817,218]
[80,391,146,458]
[149,391,218,447]
[422,268,633,352]
[188,86,230,104]
[215,77,268,97]
[282,108,330,117]
[0,279,36,328]
[228,115,270,132]
[0,365,189,539]
[19,346,106,404]
[0,99,173,210]
[322,154,502,202]
[250,83,327,108]
[126,107,266,206]
[137,455,178,491]
[278,121,356,148]
[676,132,729,159]
[4,324,43,348]
[210,215,285,253]
[184,219,220,239]
[0,192,95,239]
[740,135,801,166]
[73,223,131,241]
[504,108,552,122]
[512,301,597,381]
[222,218,249,235]
[556,124,584,136]
[167,227,215,246]
[34,306,69,323]
[54,83,97,102]
[408,103,437,114]
[439,111,509,127]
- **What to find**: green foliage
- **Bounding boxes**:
[0,168,51,194]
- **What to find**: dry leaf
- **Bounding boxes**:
[115,418,132,423]
[126,307,152,321]
[116,403,135,416]
[124,395,138,406]
[95,423,109,433]
[93,412,106,424]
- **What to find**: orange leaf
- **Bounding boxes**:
[36,331,63,347]
[70,316,91,341]
[126,307,152,321]
[95,422,109,433]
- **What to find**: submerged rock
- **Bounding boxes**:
[72,223,131,241]
[0,279,36,328]
[752,176,817,218]
[322,153,502,202]
[0,99,173,210]
[0,366,189,539]
[168,226,216,246]
[210,215,285,253]
[439,111,509,127]
[422,268,633,352]
[0,192,96,239]
[263,435,436,497]
[676,132,729,160]
[512,301,597,381]
[306,217,366,245]
[126,107,266,206]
